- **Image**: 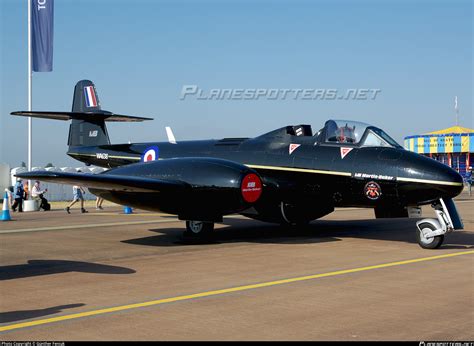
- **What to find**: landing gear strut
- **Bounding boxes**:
[415,198,463,249]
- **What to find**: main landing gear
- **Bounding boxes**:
[415,198,463,249]
[183,220,215,241]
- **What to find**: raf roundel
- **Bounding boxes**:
[141,146,160,162]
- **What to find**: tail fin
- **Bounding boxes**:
[11,80,153,148]
[69,80,109,147]
[72,79,102,113]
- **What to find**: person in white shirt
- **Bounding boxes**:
[31,181,47,205]
[31,181,51,211]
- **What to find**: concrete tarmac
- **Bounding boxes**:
[0,197,473,340]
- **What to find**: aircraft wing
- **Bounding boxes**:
[15,171,187,193]
[11,111,153,122]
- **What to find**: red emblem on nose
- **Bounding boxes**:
[241,173,262,203]
[364,181,381,200]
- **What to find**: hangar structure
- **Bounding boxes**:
[404,125,474,178]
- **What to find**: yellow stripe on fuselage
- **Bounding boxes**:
[245,164,352,177]
[397,177,463,186]
[246,164,463,187]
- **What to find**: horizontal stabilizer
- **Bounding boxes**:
[11,111,153,122]
[15,171,186,193]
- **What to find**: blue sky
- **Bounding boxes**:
[0,0,472,167]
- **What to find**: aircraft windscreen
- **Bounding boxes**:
[324,120,369,144]
[368,127,403,149]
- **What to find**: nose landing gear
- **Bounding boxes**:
[415,198,463,249]
[416,221,445,249]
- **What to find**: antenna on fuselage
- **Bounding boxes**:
[166,126,177,144]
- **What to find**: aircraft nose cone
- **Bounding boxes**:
[436,164,464,199]
[399,151,464,204]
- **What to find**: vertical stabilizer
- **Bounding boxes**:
[72,80,102,113]
[68,80,110,147]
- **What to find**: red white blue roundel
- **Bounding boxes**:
[141,146,159,162]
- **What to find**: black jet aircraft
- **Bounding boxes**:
[14,80,464,249]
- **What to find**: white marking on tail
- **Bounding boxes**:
[166,127,177,144]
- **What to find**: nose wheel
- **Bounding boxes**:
[416,222,445,249]
[415,198,462,249]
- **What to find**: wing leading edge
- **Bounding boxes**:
[15,171,187,193]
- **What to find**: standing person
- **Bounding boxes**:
[31,181,48,210]
[65,185,88,214]
[11,179,25,212]
[23,180,29,201]
[95,196,104,210]
[466,167,472,197]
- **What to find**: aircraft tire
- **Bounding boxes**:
[184,220,215,240]
[416,222,444,249]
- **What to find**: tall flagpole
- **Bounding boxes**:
[27,0,32,197]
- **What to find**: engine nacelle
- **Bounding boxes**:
[91,157,263,221]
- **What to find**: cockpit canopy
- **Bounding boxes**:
[290,119,402,149]
[322,120,402,148]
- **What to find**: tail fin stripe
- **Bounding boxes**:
[89,87,98,106]
[84,86,97,107]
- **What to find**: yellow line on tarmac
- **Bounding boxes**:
[0,219,178,234]
[1,250,473,333]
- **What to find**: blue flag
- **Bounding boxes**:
[31,0,54,72]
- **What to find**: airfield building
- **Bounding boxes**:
[404,125,474,178]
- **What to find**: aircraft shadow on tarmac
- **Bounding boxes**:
[0,304,85,324]
[0,260,136,281]
[122,218,474,249]
[123,223,341,247]
[309,218,474,249]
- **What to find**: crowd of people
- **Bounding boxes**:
[6,179,105,213]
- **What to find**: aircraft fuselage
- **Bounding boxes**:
[67,133,463,223]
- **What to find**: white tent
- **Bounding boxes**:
[0,163,11,197]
